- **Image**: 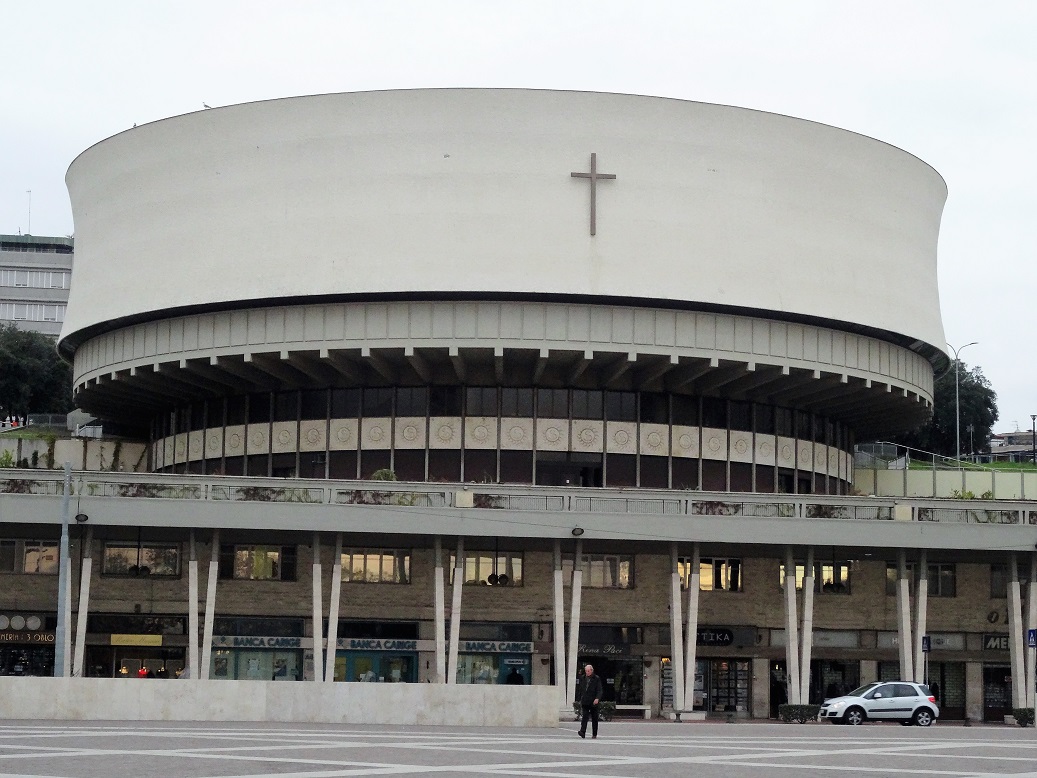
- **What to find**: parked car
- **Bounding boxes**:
[819,681,939,726]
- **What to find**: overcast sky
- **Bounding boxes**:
[2,1,1033,438]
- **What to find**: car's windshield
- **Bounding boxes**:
[846,683,880,697]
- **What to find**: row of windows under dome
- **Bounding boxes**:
[152,388,853,448]
[150,389,853,494]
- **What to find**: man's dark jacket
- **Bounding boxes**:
[579,673,604,706]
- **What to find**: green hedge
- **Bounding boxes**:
[778,704,821,723]
[1012,707,1035,727]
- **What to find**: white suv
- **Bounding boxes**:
[819,681,939,726]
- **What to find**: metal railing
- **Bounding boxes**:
[1,468,1035,526]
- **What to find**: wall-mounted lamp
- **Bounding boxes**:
[571,527,585,537]
[74,513,89,523]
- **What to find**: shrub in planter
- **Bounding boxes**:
[1012,707,1035,727]
[778,703,821,723]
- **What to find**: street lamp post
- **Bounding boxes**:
[947,341,978,465]
[1031,414,1036,466]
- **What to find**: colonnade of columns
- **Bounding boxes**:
[57,534,1037,713]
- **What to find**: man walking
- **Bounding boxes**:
[577,664,604,739]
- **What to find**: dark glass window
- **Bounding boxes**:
[458,623,532,641]
[990,565,1007,599]
[755,404,775,435]
[248,393,271,424]
[537,389,568,419]
[429,386,462,416]
[226,395,247,426]
[795,410,812,440]
[207,399,225,428]
[701,397,727,428]
[729,401,752,432]
[363,388,393,417]
[640,393,668,424]
[395,387,428,417]
[776,407,793,437]
[572,390,603,420]
[214,617,303,637]
[672,395,698,426]
[336,621,418,639]
[301,389,328,420]
[331,388,360,418]
[604,391,636,422]
[273,391,298,422]
[176,407,190,434]
[465,387,498,416]
[501,388,534,417]
[825,419,835,446]
[189,403,206,432]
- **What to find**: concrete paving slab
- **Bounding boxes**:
[0,720,1034,777]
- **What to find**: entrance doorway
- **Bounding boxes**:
[576,657,644,704]
[926,661,965,720]
[983,664,1011,723]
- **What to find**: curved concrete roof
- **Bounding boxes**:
[61,89,948,368]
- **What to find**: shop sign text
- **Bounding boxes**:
[228,636,302,649]
[984,634,1009,651]
[461,641,532,653]
[0,631,54,644]
[578,643,629,656]
[697,628,734,646]
[337,639,418,651]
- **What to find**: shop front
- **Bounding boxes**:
[771,659,860,716]
[332,637,425,683]
[458,640,533,685]
[577,645,644,705]
[0,613,55,676]
[211,635,305,680]
[84,614,187,678]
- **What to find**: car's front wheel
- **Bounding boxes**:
[843,707,866,725]
[913,708,934,727]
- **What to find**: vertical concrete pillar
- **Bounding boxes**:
[566,538,584,707]
[324,533,342,683]
[683,542,701,710]
[1008,553,1026,708]
[433,536,446,683]
[859,659,878,685]
[1027,553,1037,708]
[446,537,464,684]
[668,543,685,712]
[199,529,219,680]
[913,549,928,684]
[896,549,914,682]
[799,546,814,704]
[783,546,800,705]
[187,530,199,679]
[552,540,566,707]
[310,533,324,683]
[965,661,984,722]
[72,526,93,677]
[751,656,770,719]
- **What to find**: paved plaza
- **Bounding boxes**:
[0,721,1036,777]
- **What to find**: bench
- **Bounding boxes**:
[614,704,652,719]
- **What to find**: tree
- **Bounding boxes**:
[0,324,74,423]
[891,360,998,458]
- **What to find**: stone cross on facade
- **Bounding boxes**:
[570,153,616,236]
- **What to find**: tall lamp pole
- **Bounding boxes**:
[1031,414,1036,466]
[948,342,978,465]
